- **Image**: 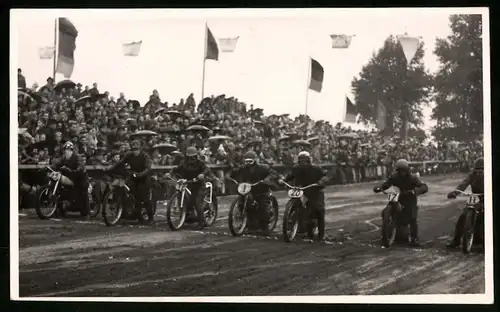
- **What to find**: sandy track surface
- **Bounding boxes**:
[17,174,485,297]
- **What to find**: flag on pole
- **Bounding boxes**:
[38,46,55,59]
[122,41,142,56]
[376,99,387,130]
[330,34,353,49]
[398,34,420,64]
[56,18,78,78]
[344,96,357,123]
[218,36,239,52]
[309,58,324,92]
[205,27,219,61]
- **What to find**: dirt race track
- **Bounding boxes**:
[17,174,485,297]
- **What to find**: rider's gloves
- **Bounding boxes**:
[197,174,205,181]
[447,191,457,199]
[132,173,138,178]
[278,179,285,185]
[373,187,382,193]
[262,178,271,185]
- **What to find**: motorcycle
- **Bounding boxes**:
[165,176,218,231]
[454,190,484,254]
[101,173,154,226]
[379,190,408,248]
[36,166,100,219]
[281,182,320,242]
[227,179,279,237]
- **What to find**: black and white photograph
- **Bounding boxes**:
[10,8,492,303]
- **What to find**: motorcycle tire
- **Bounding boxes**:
[203,195,218,227]
[166,192,186,231]
[35,187,59,220]
[381,204,397,248]
[228,197,247,236]
[102,188,124,227]
[268,195,279,232]
[462,208,476,254]
[283,200,299,243]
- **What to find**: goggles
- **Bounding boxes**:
[244,159,255,165]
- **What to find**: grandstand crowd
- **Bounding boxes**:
[17,70,484,183]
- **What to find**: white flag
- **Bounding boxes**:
[122,41,143,56]
[398,35,420,64]
[38,46,55,59]
[330,34,353,49]
[218,36,239,52]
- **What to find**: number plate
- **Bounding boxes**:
[467,195,480,205]
[238,183,252,195]
[288,189,304,199]
[388,193,399,202]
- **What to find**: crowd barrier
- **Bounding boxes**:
[18,160,462,186]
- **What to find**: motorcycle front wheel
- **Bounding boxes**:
[102,188,124,226]
[35,187,59,220]
[228,197,247,236]
[381,204,397,248]
[462,208,476,254]
[166,192,187,231]
[282,200,299,243]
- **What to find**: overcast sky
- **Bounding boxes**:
[11,8,488,128]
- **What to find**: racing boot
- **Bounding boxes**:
[80,188,91,220]
[409,219,420,247]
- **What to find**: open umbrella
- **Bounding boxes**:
[153,143,177,154]
[307,136,319,143]
[130,130,158,138]
[292,139,312,147]
[186,125,210,132]
[208,135,231,141]
[278,136,290,142]
[171,150,183,156]
[18,89,46,104]
[253,120,264,126]
[154,107,167,115]
[164,110,184,118]
[337,132,359,139]
[54,79,76,92]
[75,95,92,105]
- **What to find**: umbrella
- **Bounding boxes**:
[18,89,46,104]
[307,136,319,143]
[337,132,359,139]
[171,150,183,155]
[75,95,92,105]
[292,139,312,147]
[130,130,158,138]
[253,120,264,126]
[164,110,184,118]
[278,136,290,142]
[154,107,167,115]
[54,79,76,92]
[153,143,177,154]
[208,135,231,141]
[186,125,210,132]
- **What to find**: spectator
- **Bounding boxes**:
[18,68,26,89]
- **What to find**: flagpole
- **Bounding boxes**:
[305,57,311,116]
[52,17,58,82]
[201,22,208,100]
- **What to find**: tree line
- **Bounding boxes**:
[350,14,483,143]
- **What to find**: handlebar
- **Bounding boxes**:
[281,181,319,190]
[167,176,198,184]
[454,190,484,197]
[381,190,399,195]
[228,178,264,187]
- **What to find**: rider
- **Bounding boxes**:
[373,159,428,247]
[106,139,154,223]
[279,151,330,241]
[170,146,213,230]
[446,157,484,248]
[53,141,90,219]
[230,151,278,231]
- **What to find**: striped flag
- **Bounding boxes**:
[218,36,239,52]
[56,18,78,78]
[330,34,353,49]
[309,58,324,92]
[38,46,55,59]
[205,27,219,61]
[344,96,357,123]
[122,41,142,56]
[377,99,387,130]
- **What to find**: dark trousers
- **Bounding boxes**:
[126,176,153,216]
[383,197,419,241]
[452,207,484,243]
[186,182,205,226]
[305,191,326,240]
[239,192,271,230]
[65,172,90,216]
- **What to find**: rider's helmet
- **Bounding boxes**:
[297,151,312,166]
[63,141,74,150]
[185,146,199,163]
[395,159,410,175]
[244,151,258,166]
